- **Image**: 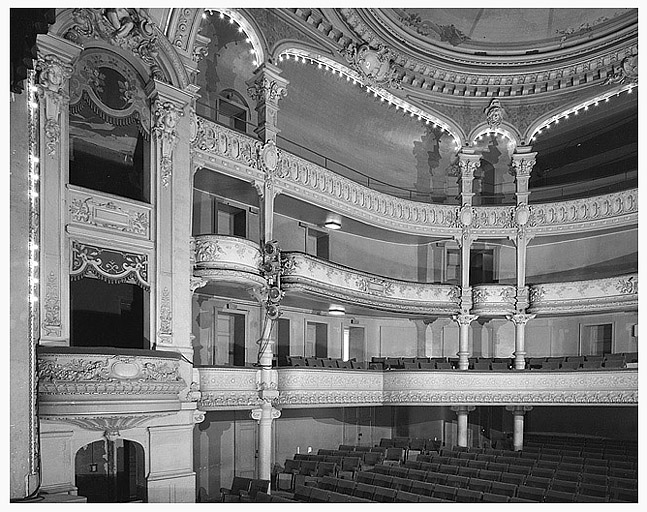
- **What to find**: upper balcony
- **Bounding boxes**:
[191,118,638,238]
[37,347,187,429]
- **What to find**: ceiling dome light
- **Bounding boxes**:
[328,304,346,316]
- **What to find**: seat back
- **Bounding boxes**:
[248,479,270,499]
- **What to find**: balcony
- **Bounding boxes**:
[470,285,517,316]
[194,366,637,411]
[191,234,266,289]
[191,118,638,237]
[528,273,638,315]
[281,252,460,315]
[37,347,187,428]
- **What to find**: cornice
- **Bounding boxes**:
[330,8,637,100]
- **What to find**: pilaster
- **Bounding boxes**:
[147,80,196,364]
[35,34,82,346]
[246,62,288,144]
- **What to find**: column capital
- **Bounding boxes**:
[505,405,533,415]
[451,405,476,414]
[506,313,536,326]
[509,151,537,178]
[251,405,281,422]
[452,313,479,326]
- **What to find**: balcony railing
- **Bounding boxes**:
[191,116,638,237]
[37,347,187,426]
[194,366,637,410]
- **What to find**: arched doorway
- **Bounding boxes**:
[75,438,146,502]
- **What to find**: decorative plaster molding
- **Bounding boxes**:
[42,271,62,337]
[281,252,460,314]
[158,287,173,340]
[67,188,151,239]
[70,240,149,289]
[471,285,516,316]
[38,350,185,402]
[528,273,638,314]
[43,414,172,431]
[153,100,184,187]
[64,8,164,81]
[340,41,402,89]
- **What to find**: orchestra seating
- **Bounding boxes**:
[276,436,637,503]
[282,353,635,371]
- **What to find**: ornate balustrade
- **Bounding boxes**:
[37,347,187,428]
[281,252,460,315]
[191,116,637,237]
[191,234,266,289]
[197,366,264,410]
[528,273,637,314]
[471,284,517,316]
[195,366,637,410]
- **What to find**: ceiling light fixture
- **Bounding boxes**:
[324,214,342,230]
[328,304,346,316]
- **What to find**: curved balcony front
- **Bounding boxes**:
[37,347,186,428]
[192,234,266,289]
[191,119,637,237]
[270,368,636,408]
[471,284,517,316]
[281,252,460,315]
[528,273,637,315]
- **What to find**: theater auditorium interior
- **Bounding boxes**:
[9,6,639,504]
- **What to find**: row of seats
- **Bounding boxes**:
[364,464,635,503]
[407,456,638,491]
[433,446,638,469]
[219,477,270,502]
[280,353,636,370]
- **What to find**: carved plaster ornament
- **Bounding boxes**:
[246,77,287,105]
[104,429,121,442]
[65,9,163,80]
[604,53,638,85]
[158,287,173,342]
[36,55,74,157]
[484,98,505,129]
[341,42,402,89]
[153,100,184,187]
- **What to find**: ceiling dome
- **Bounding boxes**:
[372,8,636,56]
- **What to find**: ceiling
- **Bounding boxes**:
[384,8,634,51]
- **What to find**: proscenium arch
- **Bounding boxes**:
[523,82,637,144]
[274,43,466,149]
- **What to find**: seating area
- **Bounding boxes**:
[220,477,271,502]
[280,353,636,371]
[262,436,638,503]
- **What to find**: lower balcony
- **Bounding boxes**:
[195,366,637,411]
[37,347,187,428]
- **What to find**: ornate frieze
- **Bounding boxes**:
[191,117,259,170]
[528,273,638,314]
[528,189,637,233]
[67,188,151,239]
[157,287,173,342]
[70,240,149,289]
[197,367,262,410]
[38,349,185,397]
[281,252,460,315]
[471,285,516,316]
